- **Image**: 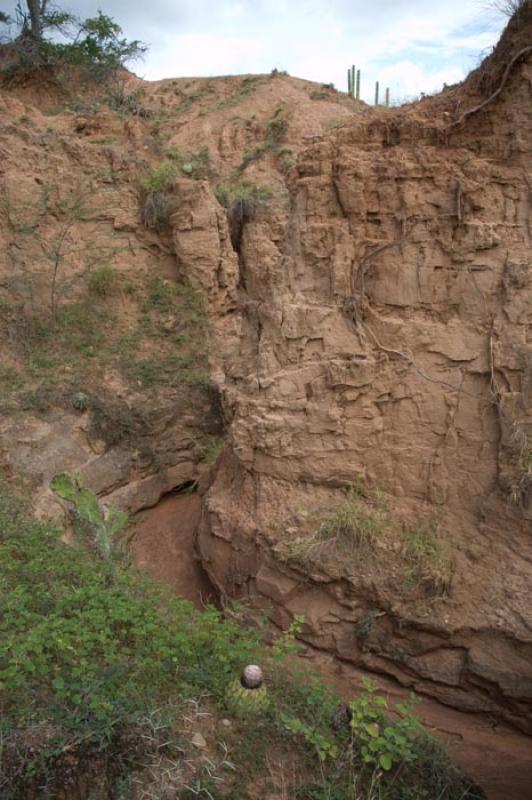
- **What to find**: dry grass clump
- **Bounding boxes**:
[401,522,452,598]
[282,482,388,569]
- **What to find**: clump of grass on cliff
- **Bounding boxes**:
[237,102,289,173]
[139,160,178,229]
[283,481,388,567]
[214,178,273,211]
[165,145,211,179]
[402,521,452,596]
[0,479,481,799]
[280,481,452,600]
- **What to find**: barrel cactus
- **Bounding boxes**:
[225,665,270,717]
[71,391,90,411]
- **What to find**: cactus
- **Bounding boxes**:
[225,678,270,717]
[71,391,89,411]
[374,81,380,106]
[347,65,357,97]
[385,87,390,107]
[356,69,361,99]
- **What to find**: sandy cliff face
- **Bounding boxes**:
[0,4,530,738]
[193,10,532,731]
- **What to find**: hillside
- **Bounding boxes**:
[0,3,531,798]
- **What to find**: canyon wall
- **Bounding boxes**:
[192,12,532,732]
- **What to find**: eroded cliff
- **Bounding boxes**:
[193,7,532,733]
[0,2,531,745]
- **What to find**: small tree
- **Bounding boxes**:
[0,2,147,78]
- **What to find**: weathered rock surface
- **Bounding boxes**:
[194,9,532,733]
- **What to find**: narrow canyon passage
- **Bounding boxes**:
[131,495,532,800]
[131,492,216,608]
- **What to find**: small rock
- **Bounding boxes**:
[220,718,232,728]
[191,732,207,748]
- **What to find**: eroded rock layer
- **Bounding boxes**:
[194,9,532,732]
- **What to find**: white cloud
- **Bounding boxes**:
[3,0,508,98]
[145,33,267,79]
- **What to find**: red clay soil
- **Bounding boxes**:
[131,493,216,608]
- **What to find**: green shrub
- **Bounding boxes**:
[1,8,146,81]
[348,678,423,772]
[0,480,259,736]
[277,146,296,173]
[106,86,149,117]
[266,103,288,143]
[140,161,177,194]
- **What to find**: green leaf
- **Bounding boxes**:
[365,722,380,737]
[380,753,393,771]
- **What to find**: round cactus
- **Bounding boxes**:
[71,392,90,411]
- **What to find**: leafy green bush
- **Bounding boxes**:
[140,160,177,194]
[1,7,146,80]
[0,481,258,737]
[348,678,423,772]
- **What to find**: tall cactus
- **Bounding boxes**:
[385,87,390,107]
[356,69,361,99]
[374,81,380,106]
[347,65,357,97]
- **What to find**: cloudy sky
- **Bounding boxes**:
[6,1,509,102]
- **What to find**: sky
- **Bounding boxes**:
[3,1,510,103]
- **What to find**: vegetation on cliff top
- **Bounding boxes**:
[0,2,146,80]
